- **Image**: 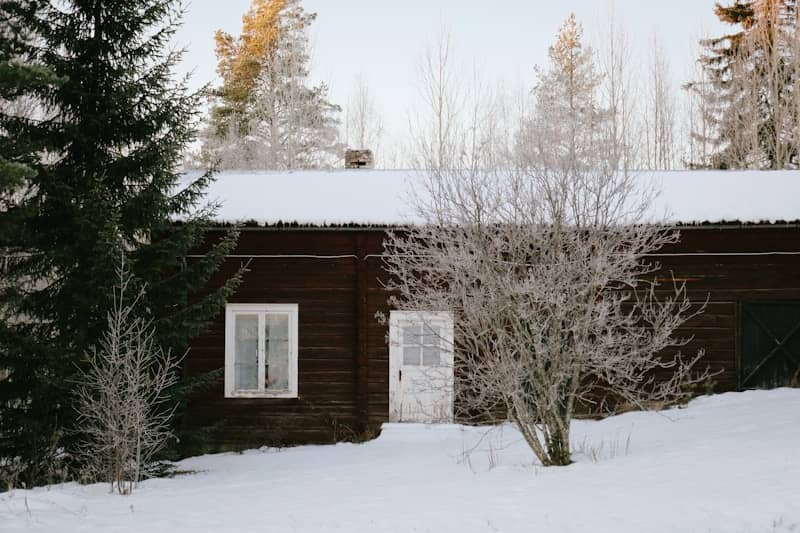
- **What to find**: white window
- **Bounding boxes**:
[225,303,298,398]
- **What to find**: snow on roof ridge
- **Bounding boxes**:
[194,169,800,226]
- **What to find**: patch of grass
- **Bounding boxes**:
[571,431,632,463]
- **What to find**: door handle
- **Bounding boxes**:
[399,369,402,381]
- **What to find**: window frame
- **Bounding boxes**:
[224,303,299,399]
[390,311,454,361]
[401,321,445,367]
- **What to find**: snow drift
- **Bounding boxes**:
[2,388,799,533]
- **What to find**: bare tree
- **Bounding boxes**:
[344,73,384,163]
[385,15,710,468]
[489,75,530,167]
[595,0,638,170]
[459,63,516,172]
[379,136,405,170]
[643,33,677,170]
[385,153,710,469]
[74,256,181,494]
[409,27,463,170]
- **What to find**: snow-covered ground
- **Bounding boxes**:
[2,389,799,533]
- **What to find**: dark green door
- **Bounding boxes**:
[739,301,800,389]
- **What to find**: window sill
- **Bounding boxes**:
[225,390,298,399]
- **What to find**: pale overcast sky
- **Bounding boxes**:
[173,0,728,157]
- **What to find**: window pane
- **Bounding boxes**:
[266,313,290,390]
[403,346,421,365]
[422,346,440,366]
[422,325,440,347]
[235,314,259,390]
[403,325,420,346]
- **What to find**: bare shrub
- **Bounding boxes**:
[74,256,181,494]
[387,13,711,468]
[384,165,711,467]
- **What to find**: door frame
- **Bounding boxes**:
[388,310,454,422]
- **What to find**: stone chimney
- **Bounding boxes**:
[345,149,374,169]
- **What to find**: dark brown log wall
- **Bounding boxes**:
[185,224,800,450]
[184,229,387,450]
[655,225,800,391]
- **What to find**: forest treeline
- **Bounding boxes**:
[189,0,800,171]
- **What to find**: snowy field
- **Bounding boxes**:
[2,389,799,533]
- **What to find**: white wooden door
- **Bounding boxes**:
[389,311,454,422]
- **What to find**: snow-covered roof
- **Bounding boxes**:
[198,169,800,226]
[200,170,416,226]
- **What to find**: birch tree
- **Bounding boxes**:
[643,34,677,170]
[595,1,638,170]
[409,27,463,170]
[387,138,710,468]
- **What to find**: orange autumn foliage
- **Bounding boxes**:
[551,13,583,78]
[214,0,310,106]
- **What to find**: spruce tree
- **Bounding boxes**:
[688,0,800,169]
[0,0,241,487]
[0,1,60,234]
[0,0,65,486]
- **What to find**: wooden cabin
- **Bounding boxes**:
[184,170,800,450]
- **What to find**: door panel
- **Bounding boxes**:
[740,301,800,389]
